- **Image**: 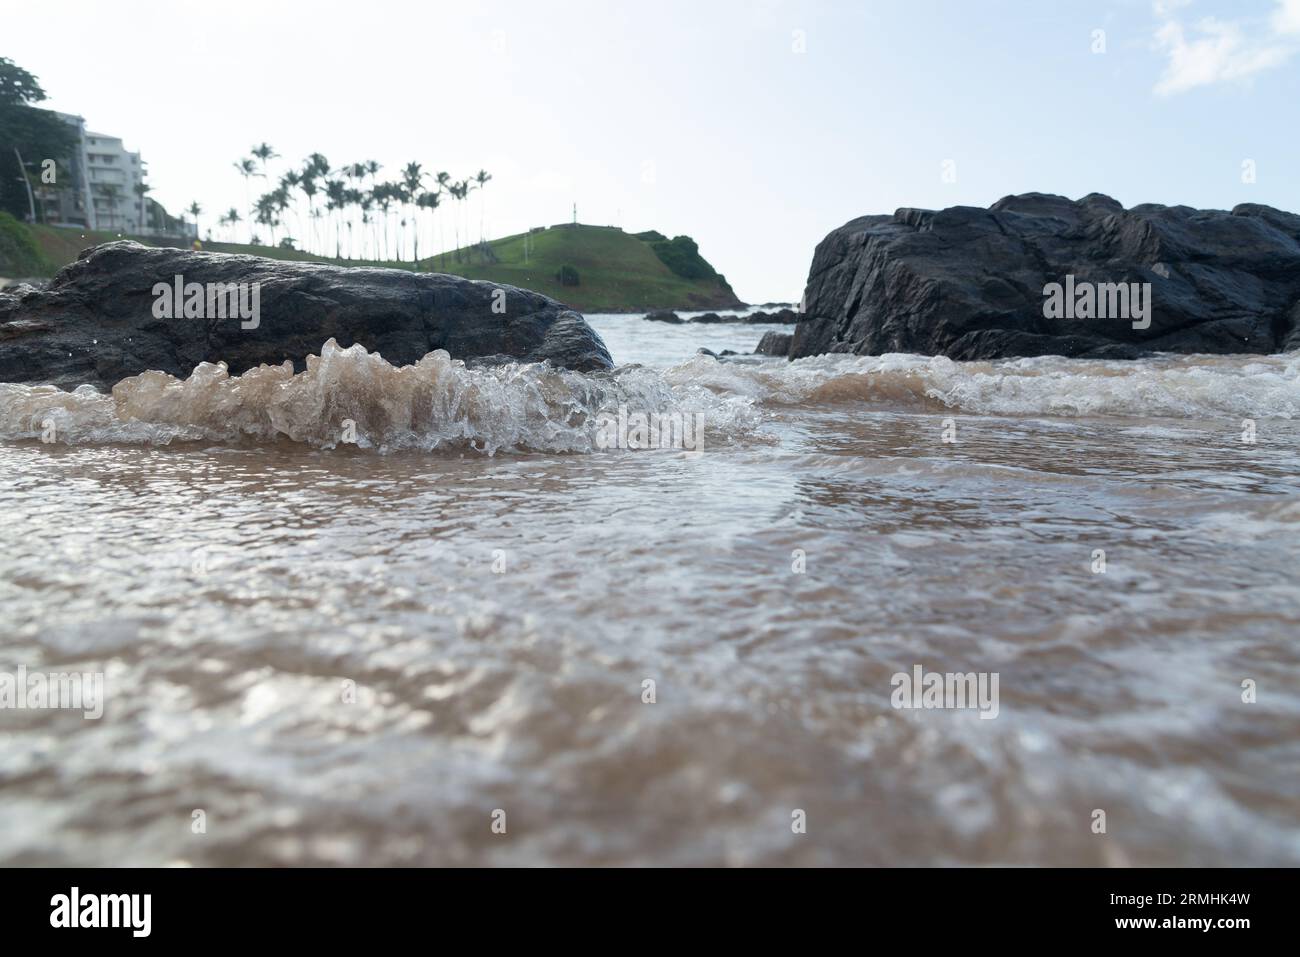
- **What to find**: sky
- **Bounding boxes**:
[7,0,1300,302]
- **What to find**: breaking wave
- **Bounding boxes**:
[668,351,1300,419]
[0,339,762,453]
[3,341,1299,451]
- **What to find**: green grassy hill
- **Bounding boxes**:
[3,218,743,313]
[420,225,742,312]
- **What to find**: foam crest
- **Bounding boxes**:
[673,352,1300,419]
[0,340,761,453]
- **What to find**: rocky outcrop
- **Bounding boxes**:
[693,309,799,325]
[0,242,613,389]
[754,331,792,357]
[649,309,797,325]
[792,193,1300,360]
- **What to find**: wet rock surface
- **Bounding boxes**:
[793,193,1300,360]
[0,242,613,389]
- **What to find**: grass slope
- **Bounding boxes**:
[419,225,742,312]
[11,222,741,312]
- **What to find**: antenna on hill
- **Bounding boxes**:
[573,202,577,225]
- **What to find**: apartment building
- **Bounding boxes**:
[34,112,193,237]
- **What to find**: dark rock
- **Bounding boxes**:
[745,308,799,324]
[0,242,613,390]
[0,277,48,292]
[793,193,1300,360]
[678,310,798,324]
[645,309,684,324]
[754,331,793,357]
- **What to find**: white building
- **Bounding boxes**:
[84,130,147,233]
[35,113,193,238]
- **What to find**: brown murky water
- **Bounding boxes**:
[1,315,1298,865]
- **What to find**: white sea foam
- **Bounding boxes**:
[0,339,762,453]
[3,342,1298,450]
[672,351,1300,419]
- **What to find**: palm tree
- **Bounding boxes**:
[223,207,241,243]
[299,169,319,253]
[280,170,302,240]
[401,162,425,261]
[133,181,152,234]
[415,189,440,267]
[233,157,257,240]
[359,191,375,261]
[373,182,396,260]
[364,161,382,258]
[474,169,492,244]
[251,143,278,179]
[272,186,292,248]
[450,180,473,262]
[345,187,364,259]
[254,193,279,246]
[187,201,203,241]
[435,171,451,266]
[325,179,346,258]
[96,183,121,231]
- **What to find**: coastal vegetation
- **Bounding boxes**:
[232,144,491,264]
[7,219,741,312]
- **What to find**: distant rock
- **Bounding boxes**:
[746,308,799,324]
[0,242,613,390]
[662,309,799,325]
[646,309,684,324]
[0,277,47,292]
[754,331,793,357]
[793,193,1300,360]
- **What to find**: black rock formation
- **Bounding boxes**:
[754,331,793,357]
[792,193,1300,360]
[0,242,613,389]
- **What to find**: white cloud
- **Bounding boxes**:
[1273,0,1300,34]
[1153,1,1300,95]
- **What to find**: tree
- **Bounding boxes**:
[325,178,346,258]
[401,162,425,261]
[299,168,319,253]
[474,169,492,243]
[187,201,202,240]
[96,183,122,231]
[251,143,278,179]
[0,58,78,221]
[233,157,257,241]
[254,193,280,246]
[415,189,440,267]
[435,171,451,266]
[133,181,152,233]
[344,186,363,259]
[221,207,241,242]
[277,170,301,241]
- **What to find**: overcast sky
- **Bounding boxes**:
[9,0,1300,302]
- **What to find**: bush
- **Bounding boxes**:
[555,264,580,286]
[633,230,667,243]
[649,235,717,281]
[0,211,51,276]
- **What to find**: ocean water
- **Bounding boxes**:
[1,312,1298,866]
